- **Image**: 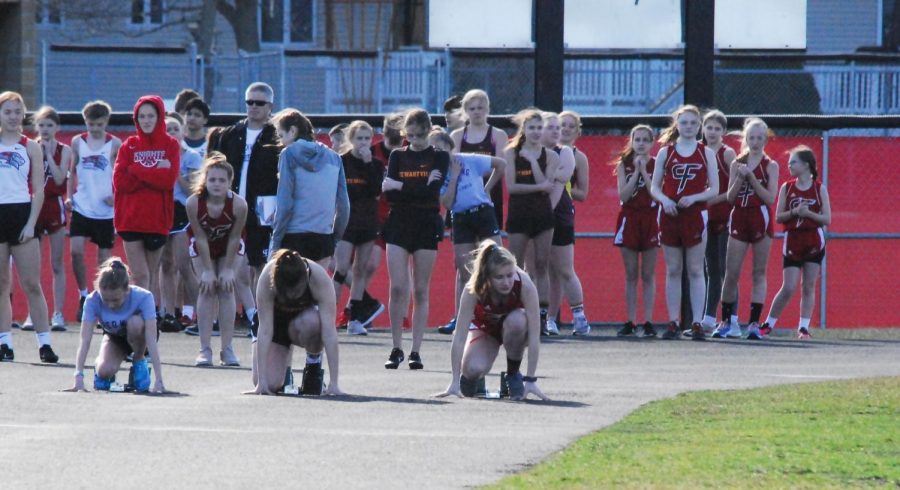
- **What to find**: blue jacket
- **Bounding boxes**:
[270,139,350,255]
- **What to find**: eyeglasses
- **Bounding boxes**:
[406,131,428,139]
[245,100,269,107]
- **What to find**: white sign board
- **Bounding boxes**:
[428,0,534,48]
[564,0,683,49]
[715,0,807,49]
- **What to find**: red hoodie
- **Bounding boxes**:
[113,95,180,236]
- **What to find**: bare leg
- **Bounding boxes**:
[620,248,639,323]
[11,240,50,334]
[410,249,438,353]
[386,245,411,349]
[685,239,708,324]
[750,237,773,304]
[766,267,800,320]
[70,236,88,292]
[349,241,374,301]
[662,245,684,322]
[799,263,821,321]
[640,248,658,323]
[460,331,501,380]
[48,229,67,315]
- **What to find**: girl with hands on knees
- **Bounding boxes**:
[436,241,548,402]
[66,258,167,393]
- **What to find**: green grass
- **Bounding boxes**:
[489,377,900,489]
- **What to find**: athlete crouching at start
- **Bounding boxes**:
[67,258,166,393]
[437,241,548,401]
[248,249,343,396]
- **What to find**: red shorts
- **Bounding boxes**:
[707,202,731,235]
[613,209,659,251]
[188,236,245,260]
[783,228,825,262]
[728,206,773,243]
[35,195,67,235]
[658,207,707,248]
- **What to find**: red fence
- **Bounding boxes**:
[10,132,900,328]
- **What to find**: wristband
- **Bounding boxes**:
[74,371,84,378]
[522,376,537,383]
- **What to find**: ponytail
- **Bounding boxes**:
[465,241,517,298]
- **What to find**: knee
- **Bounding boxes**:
[462,359,490,380]
[20,277,43,296]
[503,311,528,340]
[624,266,639,282]
[125,316,146,339]
[752,266,767,281]
[533,258,549,275]
[641,269,655,284]
[666,266,683,280]
[802,282,817,296]
[389,283,409,300]
[413,287,430,305]
[95,359,118,379]
[71,248,84,259]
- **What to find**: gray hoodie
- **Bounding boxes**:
[269,139,350,255]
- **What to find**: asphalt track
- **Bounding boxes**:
[1,325,898,489]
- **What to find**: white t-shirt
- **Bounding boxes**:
[238,127,263,198]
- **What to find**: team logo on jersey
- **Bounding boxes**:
[671,163,703,194]
[789,196,817,226]
[81,154,109,171]
[134,150,166,168]
[0,151,27,171]
[201,217,233,242]
[737,181,755,207]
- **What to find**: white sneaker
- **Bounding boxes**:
[195,347,213,367]
[51,312,66,331]
[220,345,240,367]
[700,318,717,334]
[21,315,34,331]
[572,316,591,336]
[347,320,368,336]
[546,319,560,336]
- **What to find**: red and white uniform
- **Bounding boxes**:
[729,156,775,243]
[471,274,525,344]
[614,157,659,251]
[707,145,734,235]
[0,135,32,204]
[35,141,69,234]
[188,191,245,260]
[657,142,709,248]
[782,179,825,261]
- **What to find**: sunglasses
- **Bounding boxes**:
[245,100,270,107]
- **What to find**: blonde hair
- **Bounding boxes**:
[465,241,517,298]
[94,257,130,291]
[347,120,373,140]
[428,129,454,151]
[0,91,26,113]
[461,89,490,112]
[658,104,701,145]
[735,117,771,163]
[559,110,582,138]
[193,151,234,197]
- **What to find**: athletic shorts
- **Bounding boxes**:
[783,249,825,268]
[280,232,335,262]
[451,204,500,245]
[0,202,31,245]
[70,211,115,249]
[35,196,67,236]
[783,228,826,265]
[469,308,525,345]
[119,231,167,252]
[103,324,159,356]
[341,227,379,246]
[270,305,318,347]
[188,236,245,260]
[614,209,659,251]
[506,202,554,238]
[552,221,575,247]
[244,226,272,267]
[728,206,773,243]
[707,201,732,235]
[658,207,707,248]
[381,208,443,253]
[169,201,190,235]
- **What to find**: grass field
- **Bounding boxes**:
[489,377,900,489]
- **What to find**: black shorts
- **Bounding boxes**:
[245,226,272,267]
[169,201,189,234]
[341,227,378,246]
[506,204,554,238]
[270,305,318,347]
[280,232,336,262]
[451,204,500,245]
[783,249,825,268]
[119,231,168,252]
[70,211,116,249]
[381,208,443,253]
[0,203,31,245]
[551,222,575,247]
[105,333,134,356]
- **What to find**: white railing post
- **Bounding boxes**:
[820,131,830,329]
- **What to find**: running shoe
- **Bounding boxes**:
[505,371,525,400]
[300,363,324,395]
[51,312,66,332]
[642,321,657,338]
[712,320,736,339]
[21,315,34,331]
[617,321,637,337]
[540,312,549,336]
[39,344,59,363]
[158,313,182,333]
[690,322,706,341]
[437,318,456,335]
[93,373,113,391]
[336,307,350,330]
[347,320,368,336]
[797,327,811,340]
[746,323,763,340]
[220,345,240,367]
[130,358,151,392]
[248,313,258,339]
[76,296,86,323]
[459,375,486,397]
[700,318,717,334]
[195,347,213,367]
[660,321,679,340]
[11,321,20,329]
[185,321,220,337]
[384,347,404,369]
[572,317,591,336]
[759,322,773,338]
[547,318,560,336]
[408,351,423,370]
[359,296,385,327]
[178,314,195,329]
[0,344,13,361]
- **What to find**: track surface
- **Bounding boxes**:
[1,326,898,489]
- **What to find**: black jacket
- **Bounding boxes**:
[208,119,281,227]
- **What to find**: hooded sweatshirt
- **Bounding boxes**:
[270,138,349,253]
[113,95,181,236]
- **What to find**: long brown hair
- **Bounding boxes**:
[270,249,310,305]
[789,145,819,181]
[506,109,543,154]
[193,151,234,197]
[273,108,315,142]
[465,241,517,298]
[657,104,701,145]
[610,124,654,175]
